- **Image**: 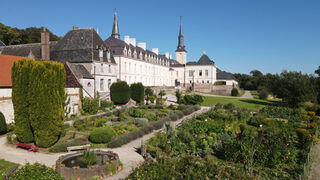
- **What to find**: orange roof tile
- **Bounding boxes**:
[0,54,33,87]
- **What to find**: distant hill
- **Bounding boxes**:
[0,22,60,46]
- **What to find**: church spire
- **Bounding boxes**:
[176,16,186,52]
[111,9,120,39]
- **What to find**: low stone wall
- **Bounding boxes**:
[56,151,121,180]
[212,85,233,95]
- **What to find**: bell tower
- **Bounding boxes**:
[175,17,187,64]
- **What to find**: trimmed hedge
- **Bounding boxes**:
[89,126,117,143]
[130,83,144,103]
[12,60,65,147]
[110,81,130,104]
[231,88,239,96]
[107,106,200,148]
[10,162,63,180]
[0,112,7,135]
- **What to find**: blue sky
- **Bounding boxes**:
[1,0,319,74]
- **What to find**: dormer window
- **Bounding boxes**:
[107,51,111,61]
[123,49,127,56]
[99,49,103,60]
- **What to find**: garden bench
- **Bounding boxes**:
[67,144,91,152]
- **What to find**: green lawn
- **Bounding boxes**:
[250,90,259,99]
[201,96,280,110]
[0,159,18,180]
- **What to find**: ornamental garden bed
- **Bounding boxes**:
[48,104,196,152]
[127,105,320,179]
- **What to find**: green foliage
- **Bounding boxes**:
[175,90,182,104]
[0,159,18,179]
[28,61,65,147]
[259,89,268,99]
[82,97,99,115]
[130,83,144,103]
[9,162,63,180]
[231,88,239,96]
[0,112,7,134]
[145,87,153,97]
[0,22,60,45]
[12,60,65,147]
[214,81,227,85]
[110,81,130,104]
[135,118,148,127]
[159,90,166,98]
[260,106,306,122]
[80,149,97,167]
[128,108,145,118]
[147,96,155,103]
[183,94,204,105]
[89,126,117,144]
[11,59,34,143]
[100,100,113,110]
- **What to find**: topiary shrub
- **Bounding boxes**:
[183,94,204,105]
[10,162,63,180]
[259,89,268,100]
[0,112,7,135]
[89,126,117,143]
[130,83,144,103]
[231,88,239,96]
[110,81,130,104]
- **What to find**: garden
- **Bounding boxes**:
[128,104,320,179]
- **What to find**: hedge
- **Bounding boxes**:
[130,83,144,103]
[231,88,239,96]
[110,81,130,104]
[89,126,117,143]
[107,105,200,148]
[9,162,63,180]
[11,59,34,143]
[12,60,65,147]
[0,112,7,135]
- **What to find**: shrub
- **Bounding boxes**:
[10,162,63,180]
[148,96,155,103]
[145,87,153,96]
[100,100,113,110]
[128,108,145,117]
[176,90,182,104]
[231,88,239,96]
[183,94,204,105]
[135,118,149,127]
[0,112,7,134]
[89,126,117,143]
[259,89,268,100]
[82,97,99,115]
[130,83,144,103]
[110,81,130,104]
[169,114,179,121]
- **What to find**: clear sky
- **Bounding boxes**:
[1,0,319,74]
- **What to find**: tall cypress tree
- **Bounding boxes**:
[11,59,34,143]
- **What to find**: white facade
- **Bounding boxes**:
[65,88,81,116]
[176,51,187,64]
[0,88,14,123]
[114,56,174,86]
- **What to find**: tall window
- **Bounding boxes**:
[199,70,202,76]
[108,65,111,73]
[101,64,103,73]
[100,79,104,91]
[107,51,111,61]
[108,79,111,89]
[129,63,131,73]
[205,70,208,76]
[189,70,194,77]
[124,62,127,73]
[99,49,103,60]
[176,71,178,76]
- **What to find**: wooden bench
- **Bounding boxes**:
[67,144,91,152]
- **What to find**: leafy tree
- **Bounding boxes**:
[82,97,99,115]
[159,90,166,99]
[145,87,153,97]
[110,81,130,104]
[130,83,144,103]
[258,89,268,100]
[175,90,182,104]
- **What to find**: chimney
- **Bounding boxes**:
[72,26,79,30]
[169,54,172,59]
[124,36,130,45]
[137,42,146,51]
[152,48,159,55]
[130,38,136,47]
[41,27,50,60]
[165,52,169,59]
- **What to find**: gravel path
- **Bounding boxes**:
[241,90,254,99]
[0,106,210,180]
[308,143,320,180]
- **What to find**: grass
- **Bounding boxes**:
[0,159,19,180]
[201,96,281,110]
[237,90,245,97]
[250,90,259,99]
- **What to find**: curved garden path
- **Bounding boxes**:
[0,106,210,180]
[308,143,320,180]
[195,90,254,99]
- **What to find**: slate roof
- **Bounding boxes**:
[0,28,115,64]
[51,28,115,63]
[0,40,5,46]
[186,54,215,66]
[216,68,237,80]
[105,36,172,66]
[170,59,185,67]
[68,63,94,79]
[64,63,82,88]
